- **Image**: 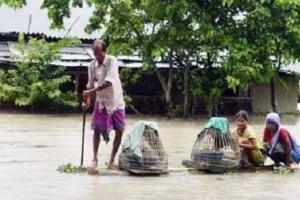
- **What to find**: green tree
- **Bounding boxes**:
[224,0,300,113]
[0,0,25,8]
[37,0,267,116]
[4,0,300,115]
[119,67,144,115]
[82,0,199,116]
[0,34,80,110]
[189,1,228,116]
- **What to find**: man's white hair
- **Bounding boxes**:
[91,39,107,51]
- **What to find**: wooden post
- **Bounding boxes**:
[75,68,80,102]
[270,77,279,113]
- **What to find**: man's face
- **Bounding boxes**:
[93,45,106,63]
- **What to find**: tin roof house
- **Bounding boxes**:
[0,1,299,114]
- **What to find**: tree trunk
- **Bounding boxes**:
[212,102,219,117]
[151,55,173,117]
[183,64,191,118]
[166,52,174,117]
[129,104,143,115]
[270,54,282,113]
[75,70,80,101]
[165,89,172,117]
[270,77,279,113]
[191,96,197,117]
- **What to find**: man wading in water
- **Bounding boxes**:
[82,40,126,170]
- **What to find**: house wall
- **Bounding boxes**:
[251,74,299,114]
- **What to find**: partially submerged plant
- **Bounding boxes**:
[273,166,294,174]
[57,163,100,176]
[57,163,88,174]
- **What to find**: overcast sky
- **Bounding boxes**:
[0,0,101,38]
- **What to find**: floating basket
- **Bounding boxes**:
[119,125,168,175]
[191,128,240,173]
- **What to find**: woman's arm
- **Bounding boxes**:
[281,131,293,166]
[263,128,268,143]
[239,138,257,150]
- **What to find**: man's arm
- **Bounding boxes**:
[82,86,93,111]
[90,81,111,93]
[83,81,112,97]
[82,62,95,110]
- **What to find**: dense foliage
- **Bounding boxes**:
[0,34,80,111]
[2,0,300,115]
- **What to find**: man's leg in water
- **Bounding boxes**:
[91,130,100,168]
[108,128,124,169]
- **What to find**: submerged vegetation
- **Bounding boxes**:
[57,163,88,174]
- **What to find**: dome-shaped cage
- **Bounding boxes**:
[191,127,240,173]
[119,124,168,174]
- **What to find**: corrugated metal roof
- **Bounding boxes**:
[0,42,9,51]
[0,38,173,68]
[60,52,91,60]
[0,42,10,58]
[0,31,95,44]
[51,61,91,67]
[283,63,300,75]
[0,39,94,67]
[0,35,299,72]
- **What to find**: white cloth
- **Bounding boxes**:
[87,55,125,114]
[265,112,281,155]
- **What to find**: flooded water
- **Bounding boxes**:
[1,112,300,200]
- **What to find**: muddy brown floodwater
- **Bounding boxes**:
[0,112,299,200]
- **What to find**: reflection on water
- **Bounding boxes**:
[0,112,300,200]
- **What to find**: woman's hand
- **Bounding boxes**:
[239,140,249,148]
[239,139,257,150]
[238,143,246,148]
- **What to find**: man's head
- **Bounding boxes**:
[92,40,107,63]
